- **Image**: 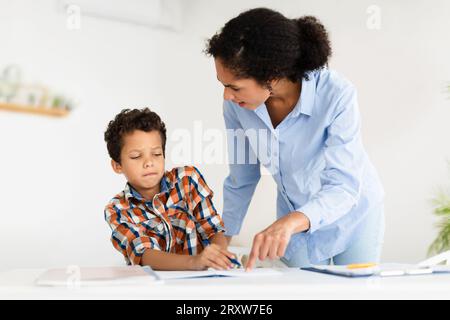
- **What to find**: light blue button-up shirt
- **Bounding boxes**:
[222,68,384,263]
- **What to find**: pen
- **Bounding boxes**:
[228,256,242,268]
[346,263,377,269]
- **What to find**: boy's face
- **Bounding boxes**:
[111,130,165,195]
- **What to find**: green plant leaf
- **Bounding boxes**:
[428,162,450,256]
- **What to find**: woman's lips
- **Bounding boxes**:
[232,100,246,106]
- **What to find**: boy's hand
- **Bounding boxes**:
[191,244,236,270]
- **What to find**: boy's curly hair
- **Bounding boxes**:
[104,108,167,164]
[205,8,331,85]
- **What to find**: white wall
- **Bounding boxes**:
[0,0,449,271]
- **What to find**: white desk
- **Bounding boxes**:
[1,268,450,299]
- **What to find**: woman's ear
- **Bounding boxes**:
[267,79,279,95]
[111,159,123,174]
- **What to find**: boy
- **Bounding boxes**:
[104,108,235,270]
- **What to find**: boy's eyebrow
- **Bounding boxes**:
[128,146,162,153]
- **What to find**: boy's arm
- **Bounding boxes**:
[141,249,197,271]
[188,167,227,243]
[141,245,235,271]
[209,232,229,250]
[105,204,161,266]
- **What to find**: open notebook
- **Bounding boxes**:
[156,268,283,280]
[35,266,162,287]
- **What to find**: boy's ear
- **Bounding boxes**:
[111,159,123,174]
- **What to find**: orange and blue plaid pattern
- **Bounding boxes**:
[104,166,226,265]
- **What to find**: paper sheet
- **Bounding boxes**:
[156,268,283,280]
[35,266,162,286]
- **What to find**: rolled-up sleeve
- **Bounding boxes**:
[104,204,161,265]
[222,101,261,236]
[187,166,226,241]
[297,85,364,234]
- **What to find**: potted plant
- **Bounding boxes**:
[428,85,450,255]
[428,185,450,255]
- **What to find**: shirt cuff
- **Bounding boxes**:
[296,201,323,235]
[203,226,226,241]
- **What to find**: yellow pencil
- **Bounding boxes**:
[346,263,377,269]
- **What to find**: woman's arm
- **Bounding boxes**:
[295,85,364,233]
[222,101,261,237]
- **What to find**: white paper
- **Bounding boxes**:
[155,268,283,280]
[35,266,162,286]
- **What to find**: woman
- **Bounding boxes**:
[205,8,385,270]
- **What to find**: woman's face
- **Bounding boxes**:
[214,58,271,110]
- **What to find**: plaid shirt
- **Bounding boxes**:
[104,166,226,265]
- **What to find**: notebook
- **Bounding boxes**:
[35,266,162,287]
[302,264,378,277]
[155,267,283,280]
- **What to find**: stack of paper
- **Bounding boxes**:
[35,266,162,287]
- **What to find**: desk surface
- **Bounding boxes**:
[1,268,450,299]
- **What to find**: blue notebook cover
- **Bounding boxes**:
[301,266,376,278]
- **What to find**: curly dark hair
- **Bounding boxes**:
[104,108,167,164]
[205,8,332,84]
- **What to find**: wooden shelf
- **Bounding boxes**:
[0,103,69,117]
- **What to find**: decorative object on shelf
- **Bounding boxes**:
[0,65,76,117]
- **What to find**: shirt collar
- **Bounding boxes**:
[124,172,173,202]
[254,70,317,119]
[291,71,317,118]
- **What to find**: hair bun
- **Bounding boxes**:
[294,16,332,75]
